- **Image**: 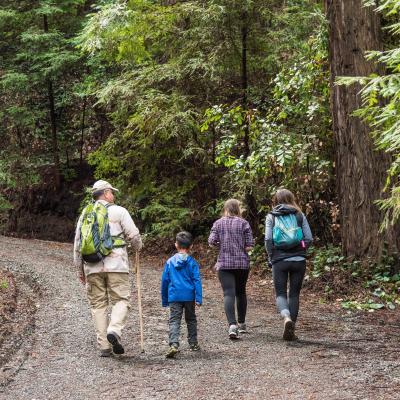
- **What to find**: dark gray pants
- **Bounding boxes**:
[272,260,306,323]
[169,301,197,347]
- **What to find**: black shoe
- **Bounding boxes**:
[107,332,125,355]
[189,343,201,351]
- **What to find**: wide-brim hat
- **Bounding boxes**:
[91,180,119,193]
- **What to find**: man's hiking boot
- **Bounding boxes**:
[100,349,112,358]
[238,323,247,334]
[107,332,125,355]
[229,324,239,340]
[166,345,179,359]
[283,317,295,341]
[189,343,201,351]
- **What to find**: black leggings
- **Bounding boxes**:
[218,269,249,326]
[272,260,306,323]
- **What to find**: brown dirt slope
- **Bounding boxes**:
[0,264,38,385]
[0,236,399,400]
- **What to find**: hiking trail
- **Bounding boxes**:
[0,236,399,400]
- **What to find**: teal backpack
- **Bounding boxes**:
[272,212,303,250]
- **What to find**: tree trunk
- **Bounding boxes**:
[325,0,395,259]
[240,10,259,236]
[80,98,86,166]
[241,13,249,160]
[16,127,24,149]
[211,123,217,210]
[43,15,61,188]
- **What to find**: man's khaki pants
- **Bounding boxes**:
[86,272,131,350]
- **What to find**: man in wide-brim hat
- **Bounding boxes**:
[74,180,142,357]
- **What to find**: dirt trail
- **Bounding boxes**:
[0,236,399,400]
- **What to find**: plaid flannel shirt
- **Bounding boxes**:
[208,216,254,270]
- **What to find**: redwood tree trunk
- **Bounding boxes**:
[326,0,395,259]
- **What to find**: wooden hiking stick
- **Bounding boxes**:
[135,251,145,353]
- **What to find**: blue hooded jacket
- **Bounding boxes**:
[161,253,202,307]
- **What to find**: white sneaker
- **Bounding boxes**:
[229,324,239,340]
[238,323,247,334]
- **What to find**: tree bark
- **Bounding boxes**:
[241,9,259,236]
[325,0,395,259]
[211,123,217,209]
[43,15,61,188]
[241,12,249,159]
[80,98,86,166]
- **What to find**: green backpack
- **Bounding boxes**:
[79,202,114,263]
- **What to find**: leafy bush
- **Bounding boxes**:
[308,245,400,310]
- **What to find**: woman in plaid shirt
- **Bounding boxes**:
[208,199,254,339]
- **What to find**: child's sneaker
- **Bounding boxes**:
[229,324,239,340]
[189,343,201,351]
[166,345,179,358]
[238,323,247,334]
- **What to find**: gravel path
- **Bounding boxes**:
[0,235,399,400]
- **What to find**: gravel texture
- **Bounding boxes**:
[0,263,38,386]
[0,235,399,400]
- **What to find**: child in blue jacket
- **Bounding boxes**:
[161,231,202,358]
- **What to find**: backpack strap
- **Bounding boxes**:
[295,212,303,228]
[270,212,302,228]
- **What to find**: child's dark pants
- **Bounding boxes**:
[169,301,197,347]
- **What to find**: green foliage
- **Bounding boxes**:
[201,9,333,231]
[310,245,361,278]
[249,243,268,267]
[309,245,400,310]
[0,1,106,197]
[0,279,9,290]
[0,154,41,189]
[201,104,305,195]
[78,188,95,214]
[341,300,387,311]
[75,0,337,238]
[139,196,192,238]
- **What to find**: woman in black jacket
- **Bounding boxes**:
[265,189,313,341]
